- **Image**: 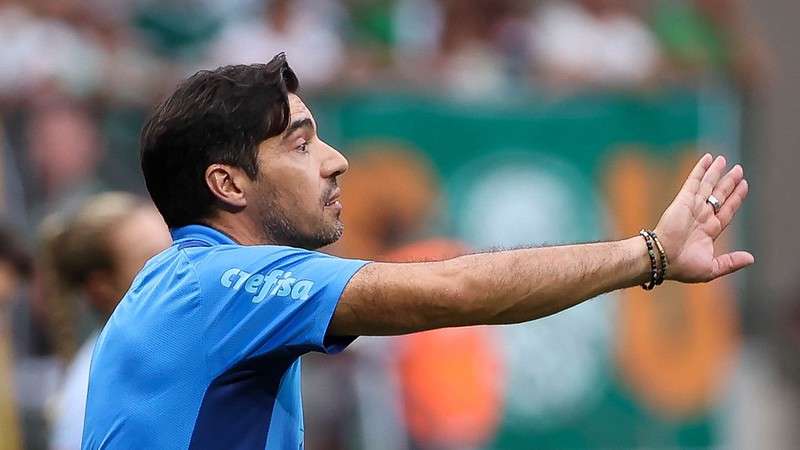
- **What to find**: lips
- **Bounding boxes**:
[324,188,341,207]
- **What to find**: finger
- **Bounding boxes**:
[717,179,748,233]
[681,153,713,193]
[711,251,755,279]
[699,155,727,198]
[711,164,743,204]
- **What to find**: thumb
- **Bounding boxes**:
[711,251,755,279]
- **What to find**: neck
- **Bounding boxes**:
[204,212,270,246]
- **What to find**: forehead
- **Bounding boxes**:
[288,93,313,124]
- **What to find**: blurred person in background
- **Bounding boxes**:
[337,0,396,84]
[0,0,105,101]
[87,10,172,107]
[0,223,31,450]
[0,0,193,106]
[24,103,105,225]
[433,0,515,97]
[206,0,347,90]
[132,0,222,62]
[0,121,27,229]
[40,193,170,450]
[1,83,111,450]
[651,0,768,91]
[390,0,443,75]
[391,0,517,97]
[531,0,661,89]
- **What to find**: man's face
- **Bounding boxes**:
[248,94,349,249]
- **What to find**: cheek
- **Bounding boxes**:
[259,154,324,213]
[282,163,323,206]
[257,176,315,224]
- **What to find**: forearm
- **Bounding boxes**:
[332,237,650,336]
[448,237,650,325]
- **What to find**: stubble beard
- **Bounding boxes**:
[257,193,343,250]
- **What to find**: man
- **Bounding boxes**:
[82,53,752,449]
[42,193,171,450]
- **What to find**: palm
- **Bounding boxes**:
[654,154,753,283]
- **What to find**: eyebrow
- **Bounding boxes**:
[283,118,315,139]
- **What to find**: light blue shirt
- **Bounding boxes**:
[51,331,98,450]
[82,225,368,449]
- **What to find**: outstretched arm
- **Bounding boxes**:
[330,154,752,336]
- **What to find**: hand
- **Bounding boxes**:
[654,154,754,283]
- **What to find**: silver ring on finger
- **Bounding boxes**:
[706,194,722,214]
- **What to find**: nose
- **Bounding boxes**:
[320,140,349,179]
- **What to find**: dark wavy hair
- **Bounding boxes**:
[140,53,299,228]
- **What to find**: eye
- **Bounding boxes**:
[295,142,309,153]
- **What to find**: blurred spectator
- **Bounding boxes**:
[0,222,31,326]
[347,0,394,50]
[0,121,27,229]
[25,103,104,224]
[392,0,515,97]
[0,222,32,450]
[206,0,347,89]
[531,0,661,89]
[336,0,397,84]
[132,0,221,61]
[434,0,514,97]
[39,193,170,450]
[89,17,172,107]
[651,0,767,90]
[0,0,105,101]
[391,0,443,65]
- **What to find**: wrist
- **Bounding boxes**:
[621,236,653,286]
[652,227,675,280]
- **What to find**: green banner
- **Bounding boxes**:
[312,89,740,449]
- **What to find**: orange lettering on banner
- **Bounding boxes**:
[606,150,738,418]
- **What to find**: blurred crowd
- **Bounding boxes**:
[0,0,770,224]
[0,0,767,105]
[0,0,773,449]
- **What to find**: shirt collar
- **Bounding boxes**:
[170,224,237,246]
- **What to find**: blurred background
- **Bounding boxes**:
[0,0,797,449]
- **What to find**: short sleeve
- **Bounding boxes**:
[188,245,368,371]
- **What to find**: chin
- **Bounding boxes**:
[302,221,343,250]
[324,221,345,244]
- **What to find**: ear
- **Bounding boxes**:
[205,164,248,209]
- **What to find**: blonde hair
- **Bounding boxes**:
[39,192,144,362]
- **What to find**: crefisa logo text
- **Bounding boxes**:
[220,268,314,303]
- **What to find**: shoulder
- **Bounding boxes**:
[179,245,320,289]
[180,244,324,273]
[181,244,367,303]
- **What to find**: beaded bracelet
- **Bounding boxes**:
[646,230,669,285]
[639,230,658,290]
